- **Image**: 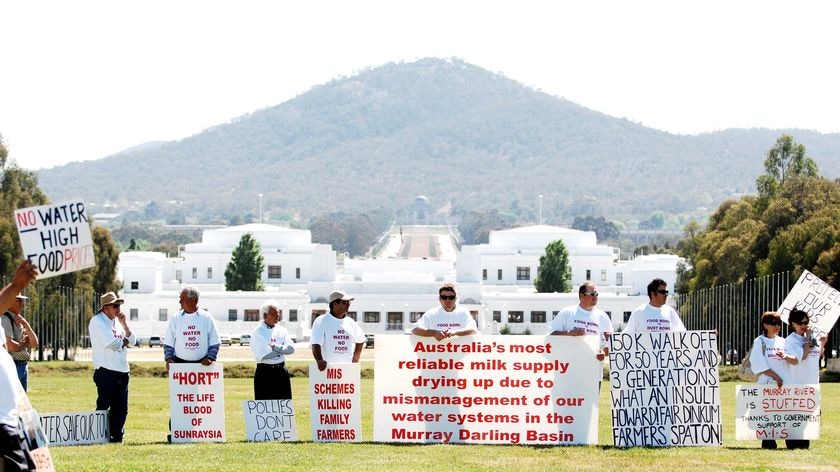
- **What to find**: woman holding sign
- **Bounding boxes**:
[784,308,827,449]
[748,311,795,449]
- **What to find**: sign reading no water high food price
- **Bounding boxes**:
[14,200,95,278]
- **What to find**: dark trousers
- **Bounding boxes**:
[785,439,810,449]
[93,368,129,442]
[254,363,292,400]
[14,361,28,392]
[0,423,35,471]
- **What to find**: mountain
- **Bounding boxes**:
[36,58,840,225]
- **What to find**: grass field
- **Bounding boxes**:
[27,362,840,472]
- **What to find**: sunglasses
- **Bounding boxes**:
[582,291,599,297]
[655,289,669,295]
[765,320,781,326]
[793,320,809,326]
[439,295,456,301]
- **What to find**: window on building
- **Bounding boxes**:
[175,270,182,282]
[530,311,547,323]
[159,308,168,321]
[482,269,487,281]
[268,265,282,279]
[192,267,197,279]
[470,310,478,322]
[296,267,301,279]
[310,310,326,327]
[623,311,632,323]
[410,311,423,323]
[364,312,380,323]
[228,309,237,321]
[616,272,623,285]
[586,269,591,281]
[497,269,503,280]
[601,269,607,282]
[289,309,298,322]
[387,312,403,331]
[517,266,530,281]
[492,311,501,322]
[207,267,212,279]
[508,311,524,323]
[346,311,357,321]
[129,308,138,321]
[244,309,260,322]
[130,281,139,290]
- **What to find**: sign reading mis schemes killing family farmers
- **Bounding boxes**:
[778,270,840,339]
[374,335,601,445]
[609,330,721,447]
[14,200,95,278]
[309,363,361,442]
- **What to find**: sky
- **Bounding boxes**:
[2,0,839,171]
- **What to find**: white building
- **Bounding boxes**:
[117,224,683,339]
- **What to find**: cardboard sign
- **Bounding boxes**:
[373,335,601,445]
[17,386,54,471]
[309,362,362,442]
[735,384,820,441]
[169,363,225,443]
[39,411,109,446]
[609,331,722,447]
[14,200,95,279]
[242,400,297,442]
[778,270,839,339]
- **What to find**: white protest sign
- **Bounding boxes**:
[39,411,109,446]
[242,400,297,442]
[14,200,95,279]
[17,386,54,471]
[309,362,362,442]
[373,334,600,445]
[778,270,839,338]
[609,331,722,447]
[169,363,225,442]
[735,384,820,441]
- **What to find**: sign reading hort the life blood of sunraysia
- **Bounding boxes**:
[14,200,95,278]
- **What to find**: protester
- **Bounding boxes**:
[310,290,365,371]
[784,308,828,449]
[0,260,39,470]
[749,311,797,449]
[412,283,477,341]
[251,300,295,400]
[624,278,686,332]
[88,292,136,443]
[1,294,38,391]
[548,282,611,361]
[163,286,220,367]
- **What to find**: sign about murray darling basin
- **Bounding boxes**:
[14,200,95,279]
[609,330,721,447]
[373,335,601,445]
[778,270,840,339]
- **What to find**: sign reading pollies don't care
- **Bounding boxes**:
[14,200,95,279]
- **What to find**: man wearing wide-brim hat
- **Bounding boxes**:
[1,293,39,391]
[310,290,366,371]
[88,291,136,443]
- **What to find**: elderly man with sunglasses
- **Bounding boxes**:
[624,278,686,333]
[412,283,477,341]
[548,282,612,361]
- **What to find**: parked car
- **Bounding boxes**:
[220,335,232,346]
[149,336,162,347]
[239,334,251,346]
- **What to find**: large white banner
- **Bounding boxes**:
[169,363,225,443]
[778,270,839,338]
[242,400,297,442]
[374,335,601,445]
[735,384,820,441]
[309,362,362,442]
[14,200,95,278]
[609,331,722,447]
[39,411,109,446]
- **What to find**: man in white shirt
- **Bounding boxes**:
[163,286,220,366]
[89,292,136,443]
[624,278,686,333]
[548,282,612,361]
[412,283,477,341]
[311,291,365,371]
[250,299,295,400]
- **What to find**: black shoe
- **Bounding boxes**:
[167,434,172,443]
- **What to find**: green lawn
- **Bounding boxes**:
[26,363,840,472]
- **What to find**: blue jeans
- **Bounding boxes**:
[93,368,130,442]
[14,361,28,392]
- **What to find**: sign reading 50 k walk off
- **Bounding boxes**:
[14,199,95,278]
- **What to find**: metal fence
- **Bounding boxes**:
[673,272,840,364]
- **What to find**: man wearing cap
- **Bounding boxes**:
[412,283,477,341]
[548,282,612,361]
[163,286,220,367]
[1,294,38,391]
[310,290,365,371]
[88,291,136,443]
[250,299,295,400]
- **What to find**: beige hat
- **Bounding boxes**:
[100,292,125,310]
[328,290,354,303]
